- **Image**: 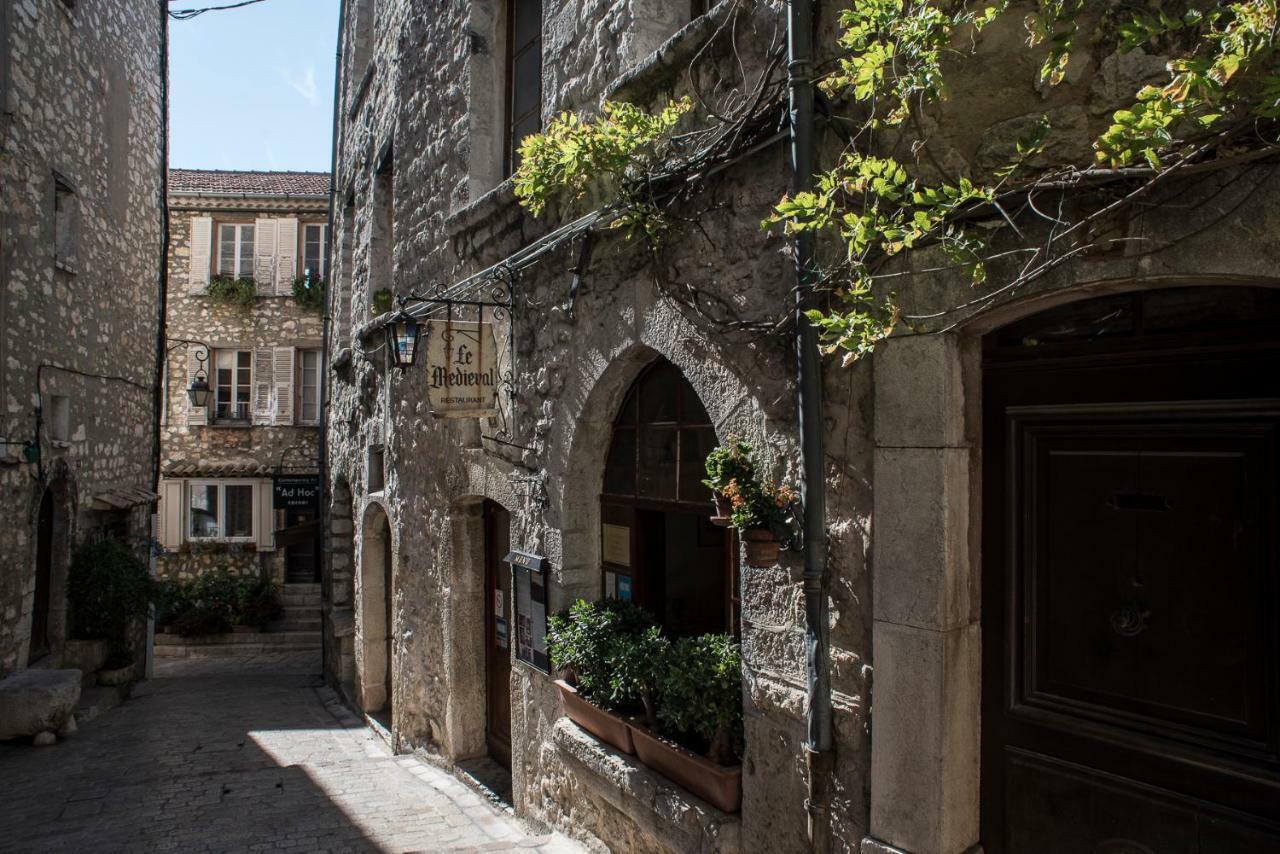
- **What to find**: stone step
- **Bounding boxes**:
[270,619,321,632]
[283,583,321,594]
[154,642,320,658]
[280,593,322,608]
[156,631,320,646]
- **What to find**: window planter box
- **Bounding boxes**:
[628,723,742,813]
[554,679,635,755]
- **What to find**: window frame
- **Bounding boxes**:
[187,480,257,542]
[296,348,322,425]
[213,348,253,422]
[216,222,256,280]
[504,0,543,177]
[302,223,329,280]
[53,174,77,270]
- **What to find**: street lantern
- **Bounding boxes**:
[387,310,421,368]
[187,349,212,408]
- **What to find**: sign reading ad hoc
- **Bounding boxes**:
[426,320,500,418]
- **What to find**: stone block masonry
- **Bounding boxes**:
[0,0,165,677]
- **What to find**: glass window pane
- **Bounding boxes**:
[513,0,541,49]
[604,428,636,495]
[224,485,253,538]
[639,361,679,423]
[679,427,716,503]
[679,378,710,424]
[638,427,678,500]
[190,484,219,537]
[512,49,541,119]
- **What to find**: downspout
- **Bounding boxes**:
[149,0,172,681]
[788,0,833,851]
[318,0,348,686]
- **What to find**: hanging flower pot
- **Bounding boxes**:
[710,493,732,527]
[743,529,780,567]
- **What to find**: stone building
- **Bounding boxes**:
[0,0,165,678]
[157,169,329,587]
[323,2,1280,853]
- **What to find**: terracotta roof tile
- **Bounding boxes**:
[169,169,330,197]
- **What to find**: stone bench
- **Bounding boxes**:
[0,668,82,743]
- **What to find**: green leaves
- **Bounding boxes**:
[513,97,693,229]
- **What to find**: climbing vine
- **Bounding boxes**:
[512,1,1280,363]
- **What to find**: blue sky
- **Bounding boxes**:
[168,0,339,171]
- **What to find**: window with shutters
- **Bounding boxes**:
[188,481,255,541]
[217,223,255,279]
[303,224,328,280]
[297,349,321,425]
[214,349,252,422]
[505,0,542,177]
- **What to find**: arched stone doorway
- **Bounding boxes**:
[600,357,737,635]
[979,286,1280,852]
[358,503,394,724]
[28,477,70,667]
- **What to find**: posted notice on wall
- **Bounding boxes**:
[425,320,499,417]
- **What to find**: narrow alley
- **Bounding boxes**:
[0,653,580,854]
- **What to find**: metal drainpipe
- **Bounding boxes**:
[317,0,349,687]
[788,0,833,850]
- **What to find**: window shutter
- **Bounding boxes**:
[252,348,274,425]
[275,217,299,295]
[188,216,212,294]
[256,481,276,551]
[272,347,295,425]
[159,479,185,550]
[254,218,277,296]
[186,346,207,426]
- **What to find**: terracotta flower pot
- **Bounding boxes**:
[554,679,635,755]
[743,529,780,568]
[629,723,742,813]
[710,494,732,527]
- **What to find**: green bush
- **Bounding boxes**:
[547,598,657,712]
[703,438,797,537]
[658,634,744,765]
[292,275,326,313]
[159,570,280,633]
[207,275,258,312]
[173,608,230,637]
[609,624,671,728]
[701,436,756,494]
[66,539,154,662]
[372,288,394,314]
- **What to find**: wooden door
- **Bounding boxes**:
[484,500,512,768]
[382,516,393,719]
[30,490,53,662]
[981,290,1280,853]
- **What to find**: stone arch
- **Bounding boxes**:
[26,470,72,668]
[545,336,767,613]
[863,279,1280,854]
[357,500,395,720]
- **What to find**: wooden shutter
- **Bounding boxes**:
[254,218,277,296]
[275,217,299,295]
[252,348,274,425]
[159,479,185,549]
[256,481,276,551]
[188,216,212,294]
[186,346,207,426]
[272,347,295,425]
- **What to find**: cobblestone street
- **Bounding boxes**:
[0,653,581,853]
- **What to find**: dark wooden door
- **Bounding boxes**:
[484,500,512,768]
[283,504,320,583]
[382,516,393,719]
[30,489,53,662]
[981,290,1280,854]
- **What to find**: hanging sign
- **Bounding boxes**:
[425,320,499,417]
[273,475,320,510]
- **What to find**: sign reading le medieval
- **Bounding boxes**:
[425,320,500,417]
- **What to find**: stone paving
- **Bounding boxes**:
[0,651,582,853]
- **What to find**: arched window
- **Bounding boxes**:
[600,359,736,636]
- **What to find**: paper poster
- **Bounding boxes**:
[495,617,509,649]
[494,589,504,616]
[616,574,632,602]
[604,571,616,599]
[602,523,630,567]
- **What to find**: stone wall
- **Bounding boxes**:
[0,0,164,677]
[159,202,326,582]
[326,2,1280,853]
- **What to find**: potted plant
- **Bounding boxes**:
[206,274,258,312]
[292,274,326,313]
[702,437,756,526]
[66,539,154,684]
[629,633,745,813]
[547,598,657,754]
[723,477,797,567]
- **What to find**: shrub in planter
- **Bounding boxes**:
[608,625,671,728]
[658,633,744,766]
[66,539,154,666]
[292,275,326,313]
[207,275,258,312]
[173,607,230,637]
[702,439,798,565]
[547,598,656,709]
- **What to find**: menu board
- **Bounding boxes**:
[505,549,549,672]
